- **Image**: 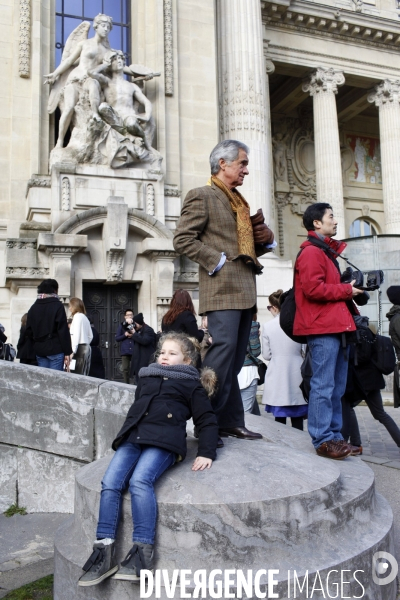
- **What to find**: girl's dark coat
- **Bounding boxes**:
[112,374,218,461]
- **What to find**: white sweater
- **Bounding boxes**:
[70,313,93,353]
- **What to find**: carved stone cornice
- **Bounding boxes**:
[164,0,173,96]
[6,239,37,249]
[6,267,49,277]
[164,188,182,197]
[262,0,400,50]
[19,0,31,78]
[368,80,400,107]
[26,176,51,197]
[302,67,345,97]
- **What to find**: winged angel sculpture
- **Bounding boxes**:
[45,14,161,170]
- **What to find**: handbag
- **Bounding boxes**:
[247,353,267,385]
[0,343,16,361]
[279,250,307,344]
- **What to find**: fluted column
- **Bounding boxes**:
[368,80,400,234]
[302,67,346,238]
[217,0,274,221]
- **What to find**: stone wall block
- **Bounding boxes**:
[0,364,99,461]
[0,445,17,511]
[0,388,94,462]
[97,380,135,413]
[17,449,82,513]
[94,409,126,459]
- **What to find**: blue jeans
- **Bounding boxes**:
[96,442,175,545]
[307,334,349,449]
[240,379,258,413]
[36,353,65,371]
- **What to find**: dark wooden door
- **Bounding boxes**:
[83,283,138,381]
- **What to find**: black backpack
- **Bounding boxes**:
[279,250,307,344]
[372,335,396,375]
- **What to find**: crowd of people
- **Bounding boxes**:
[2,139,399,587]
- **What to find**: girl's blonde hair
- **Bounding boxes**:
[69,297,87,316]
[157,332,199,366]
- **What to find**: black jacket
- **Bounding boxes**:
[17,325,36,362]
[26,297,72,357]
[130,324,157,377]
[344,327,385,405]
[161,310,204,342]
[112,374,218,460]
[89,326,105,379]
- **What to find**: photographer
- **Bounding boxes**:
[115,308,135,384]
[294,203,363,460]
[129,313,157,384]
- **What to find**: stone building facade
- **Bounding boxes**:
[1,0,399,378]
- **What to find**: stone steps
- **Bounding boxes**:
[54,418,397,599]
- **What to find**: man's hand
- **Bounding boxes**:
[192,456,212,471]
[350,280,364,296]
[125,331,133,338]
[64,355,70,371]
[250,208,275,245]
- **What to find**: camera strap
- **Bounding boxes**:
[306,236,362,273]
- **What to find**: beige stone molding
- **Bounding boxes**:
[26,176,51,197]
[61,178,71,211]
[6,267,49,277]
[262,1,400,50]
[19,0,31,78]
[302,67,345,96]
[164,0,173,96]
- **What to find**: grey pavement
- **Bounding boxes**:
[1,402,400,597]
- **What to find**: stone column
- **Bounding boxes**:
[368,80,400,234]
[302,67,346,238]
[217,0,274,221]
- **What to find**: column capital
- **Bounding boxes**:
[302,67,345,96]
[368,79,400,108]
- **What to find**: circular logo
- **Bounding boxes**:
[90,294,102,304]
[117,294,128,305]
[372,551,398,586]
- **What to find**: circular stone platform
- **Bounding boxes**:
[54,415,396,599]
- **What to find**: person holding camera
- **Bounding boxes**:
[115,309,135,384]
[129,313,157,384]
[294,203,363,460]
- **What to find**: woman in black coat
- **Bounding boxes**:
[88,323,105,379]
[161,289,204,343]
[342,319,400,454]
[16,314,37,365]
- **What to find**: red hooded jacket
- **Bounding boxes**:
[293,231,356,336]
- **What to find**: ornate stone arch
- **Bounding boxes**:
[55,206,173,240]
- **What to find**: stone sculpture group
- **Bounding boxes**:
[45,14,161,170]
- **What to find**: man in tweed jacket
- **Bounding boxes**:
[173,140,275,441]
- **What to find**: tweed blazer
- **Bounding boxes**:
[173,182,269,314]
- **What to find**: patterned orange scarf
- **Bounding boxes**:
[211,176,262,272]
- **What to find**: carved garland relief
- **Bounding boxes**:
[19,0,31,78]
[164,0,173,96]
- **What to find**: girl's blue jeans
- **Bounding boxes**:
[96,442,175,545]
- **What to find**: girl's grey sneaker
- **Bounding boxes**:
[112,542,154,582]
[78,541,118,586]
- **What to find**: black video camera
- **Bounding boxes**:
[340,267,384,291]
[122,319,135,332]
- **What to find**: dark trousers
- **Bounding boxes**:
[342,390,400,447]
[202,308,252,429]
[275,416,304,431]
[121,355,132,384]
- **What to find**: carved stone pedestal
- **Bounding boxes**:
[54,416,395,600]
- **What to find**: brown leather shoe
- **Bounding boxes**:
[219,426,262,440]
[316,440,352,460]
[348,444,363,456]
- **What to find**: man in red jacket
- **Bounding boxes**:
[294,203,363,460]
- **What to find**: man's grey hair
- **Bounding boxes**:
[209,140,250,175]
